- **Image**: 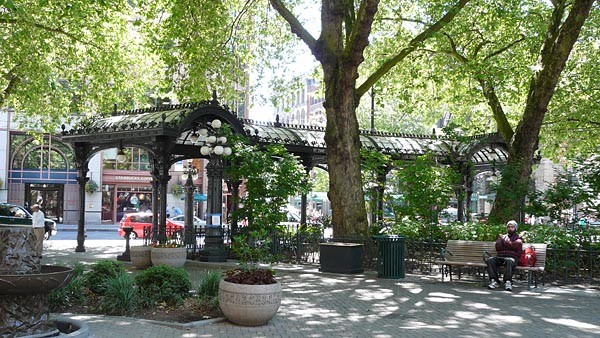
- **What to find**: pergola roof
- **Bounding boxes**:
[60,98,508,168]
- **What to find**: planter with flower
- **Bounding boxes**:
[150,238,186,268]
[219,229,281,326]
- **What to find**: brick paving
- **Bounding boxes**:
[44,239,600,338]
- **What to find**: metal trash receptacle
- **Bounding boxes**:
[374,235,405,279]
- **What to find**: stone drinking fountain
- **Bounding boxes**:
[0,224,85,337]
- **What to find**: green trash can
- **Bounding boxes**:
[374,235,405,279]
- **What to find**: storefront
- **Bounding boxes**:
[101,171,153,223]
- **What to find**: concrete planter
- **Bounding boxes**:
[218,279,281,326]
[130,246,152,269]
[150,247,186,268]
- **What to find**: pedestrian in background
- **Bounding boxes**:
[31,204,45,258]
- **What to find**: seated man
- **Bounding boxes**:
[487,220,523,291]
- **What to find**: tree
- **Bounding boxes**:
[408,0,597,222]
[488,0,596,222]
[0,1,164,131]
[269,0,470,236]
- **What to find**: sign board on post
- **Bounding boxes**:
[208,213,222,227]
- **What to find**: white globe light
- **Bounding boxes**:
[206,135,217,144]
[200,146,211,156]
[199,128,208,136]
[211,119,222,129]
[116,153,127,163]
[190,133,199,143]
[214,145,224,155]
[223,147,232,156]
[218,136,227,144]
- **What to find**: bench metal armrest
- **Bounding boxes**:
[440,248,453,261]
[483,250,492,263]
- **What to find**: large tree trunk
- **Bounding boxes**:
[323,67,369,238]
[489,0,595,223]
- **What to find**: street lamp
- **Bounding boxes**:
[196,119,232,262]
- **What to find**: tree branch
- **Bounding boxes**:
[344,0,379,68]
[223,0,257,49]
[356,0,470,98]
[269,0,318,54]
[0,66,21,108]
[0,18,100,48]
[483,35,527,61]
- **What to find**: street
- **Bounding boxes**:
[48,225,122,241]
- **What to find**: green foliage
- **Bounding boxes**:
[389,218,600,251]
[226,142,310,232]
[390,153,457,221]
[85,180,99,193]
[197,270,221,299]
[49,263,87,311]
[2,1,164,132]
[231,228,274,265]
[170,182,183,197]
[135,265,191,307]
[100,273,138,316]
[84,260,126,296]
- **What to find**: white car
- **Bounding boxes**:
[168,215,206,228]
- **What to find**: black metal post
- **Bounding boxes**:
[199,155,227,262]
[117,227,133,261]
[183,172,196,253]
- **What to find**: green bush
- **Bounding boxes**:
[84,260,126,296]
[198,270,221,298]
[49,263,87,311]
[197,270,221,310]
[100,273,138,315]
[135,265,191,307]
[388,218,600,250]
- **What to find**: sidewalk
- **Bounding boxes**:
[57,223,119,232]
[44,240,600,338]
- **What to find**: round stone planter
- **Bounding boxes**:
[130,246,152,269]
[218,279,281,326]
[150,247,187,268]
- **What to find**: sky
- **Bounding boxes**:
[248,2,320,122]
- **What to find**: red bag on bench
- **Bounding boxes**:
[519,245,537,267]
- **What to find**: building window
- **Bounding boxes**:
[103,147,151,171]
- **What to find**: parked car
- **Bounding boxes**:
[0,203,57,239]
[118,212,182,239]
[168,215,206,228]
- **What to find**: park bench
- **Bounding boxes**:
[435,239,547,290]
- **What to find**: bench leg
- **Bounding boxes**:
[527,271,533,290]
[441,265,445,283]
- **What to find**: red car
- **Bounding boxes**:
[118,212,182,239]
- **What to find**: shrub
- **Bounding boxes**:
[135,265,191,307]
[49,263,87,311]
[84,260,126,296]
[198,270,221,298]
[100,273,138,315]
[197,270,221,310]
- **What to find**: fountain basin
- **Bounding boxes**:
[0,265,74,295]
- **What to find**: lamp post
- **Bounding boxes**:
[197,119,232,262]
[181,161,198,252]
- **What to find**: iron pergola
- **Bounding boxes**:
[61,93,508,255]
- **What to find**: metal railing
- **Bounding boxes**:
[140,224,599,285]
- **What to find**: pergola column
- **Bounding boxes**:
[200,154,227,262]
[74,144,90,253]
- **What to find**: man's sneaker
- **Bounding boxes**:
[505,281,513,291]
[488,280,499,289]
